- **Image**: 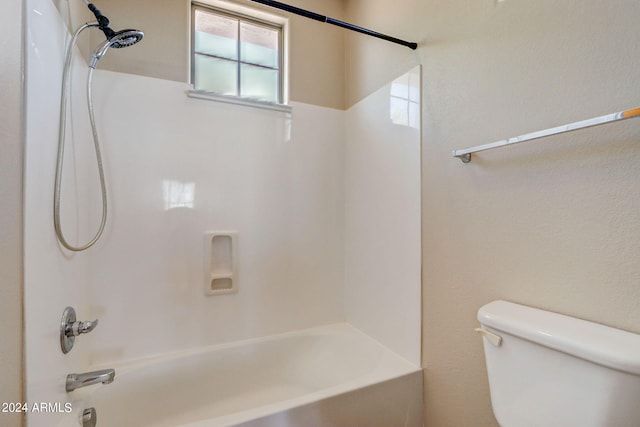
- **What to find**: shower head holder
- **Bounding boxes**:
[86,2,116,40]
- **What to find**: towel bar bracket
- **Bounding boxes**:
[455,153,471,163]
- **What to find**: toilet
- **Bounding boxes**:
[477,300,640,427]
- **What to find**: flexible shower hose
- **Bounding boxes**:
[54,21,108,251]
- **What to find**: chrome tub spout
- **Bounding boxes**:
[66,369,115,392]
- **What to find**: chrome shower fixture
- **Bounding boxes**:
[84,1,144,47]
[54,3,143,252]
[60,306,99,354]
[90,29,144,68]
[83,1,144,68]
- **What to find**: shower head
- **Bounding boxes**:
[108,29,144,48]
[89,29,144,69]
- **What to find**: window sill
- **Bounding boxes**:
[187,90,292,113]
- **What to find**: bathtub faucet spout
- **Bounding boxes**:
[66,369,115,392]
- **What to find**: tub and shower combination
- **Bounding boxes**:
[24,0,422,426]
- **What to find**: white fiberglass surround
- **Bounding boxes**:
[24,0,421,425]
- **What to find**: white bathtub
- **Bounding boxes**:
[79,324,423,427]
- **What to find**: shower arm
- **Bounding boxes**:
[83,0,117,39]
[248,0,418,50]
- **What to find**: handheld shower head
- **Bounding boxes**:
[108,29,145,48]
[89,29,144,68]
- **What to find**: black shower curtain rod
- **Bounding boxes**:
[248,0,418,50]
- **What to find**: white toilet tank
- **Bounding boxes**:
[477,300,640,427]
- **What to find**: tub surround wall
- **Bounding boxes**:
[86,64,423,367]
[344,66,422,366]
[344,0,640,426]
[24,0,97,425]
[86,70,346,364]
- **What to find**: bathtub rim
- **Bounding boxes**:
[88,322,420,375]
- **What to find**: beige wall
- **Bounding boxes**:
[345,1,640,426]
[88,0,345,109]
[0,0,24,426]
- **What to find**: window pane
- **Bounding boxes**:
[240,22,278,68]
[240,64,278,103]
[195,55,238,96]
[194,9,238,60]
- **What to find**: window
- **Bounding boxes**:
[192,3,283,104]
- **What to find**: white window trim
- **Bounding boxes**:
[187,89,292,113]
[189,0,290,108]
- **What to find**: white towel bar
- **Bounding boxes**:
[452,107,640,163]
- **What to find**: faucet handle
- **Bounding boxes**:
[60,307,99,354]
[70,319,99,336]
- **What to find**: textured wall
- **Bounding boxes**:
[0,0,24,426]
[344,1,640,426]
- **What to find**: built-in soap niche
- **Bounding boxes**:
[204,232,238,295]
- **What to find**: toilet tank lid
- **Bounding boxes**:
[478,300,640,375]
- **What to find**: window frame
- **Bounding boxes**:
[191,2,285,105]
